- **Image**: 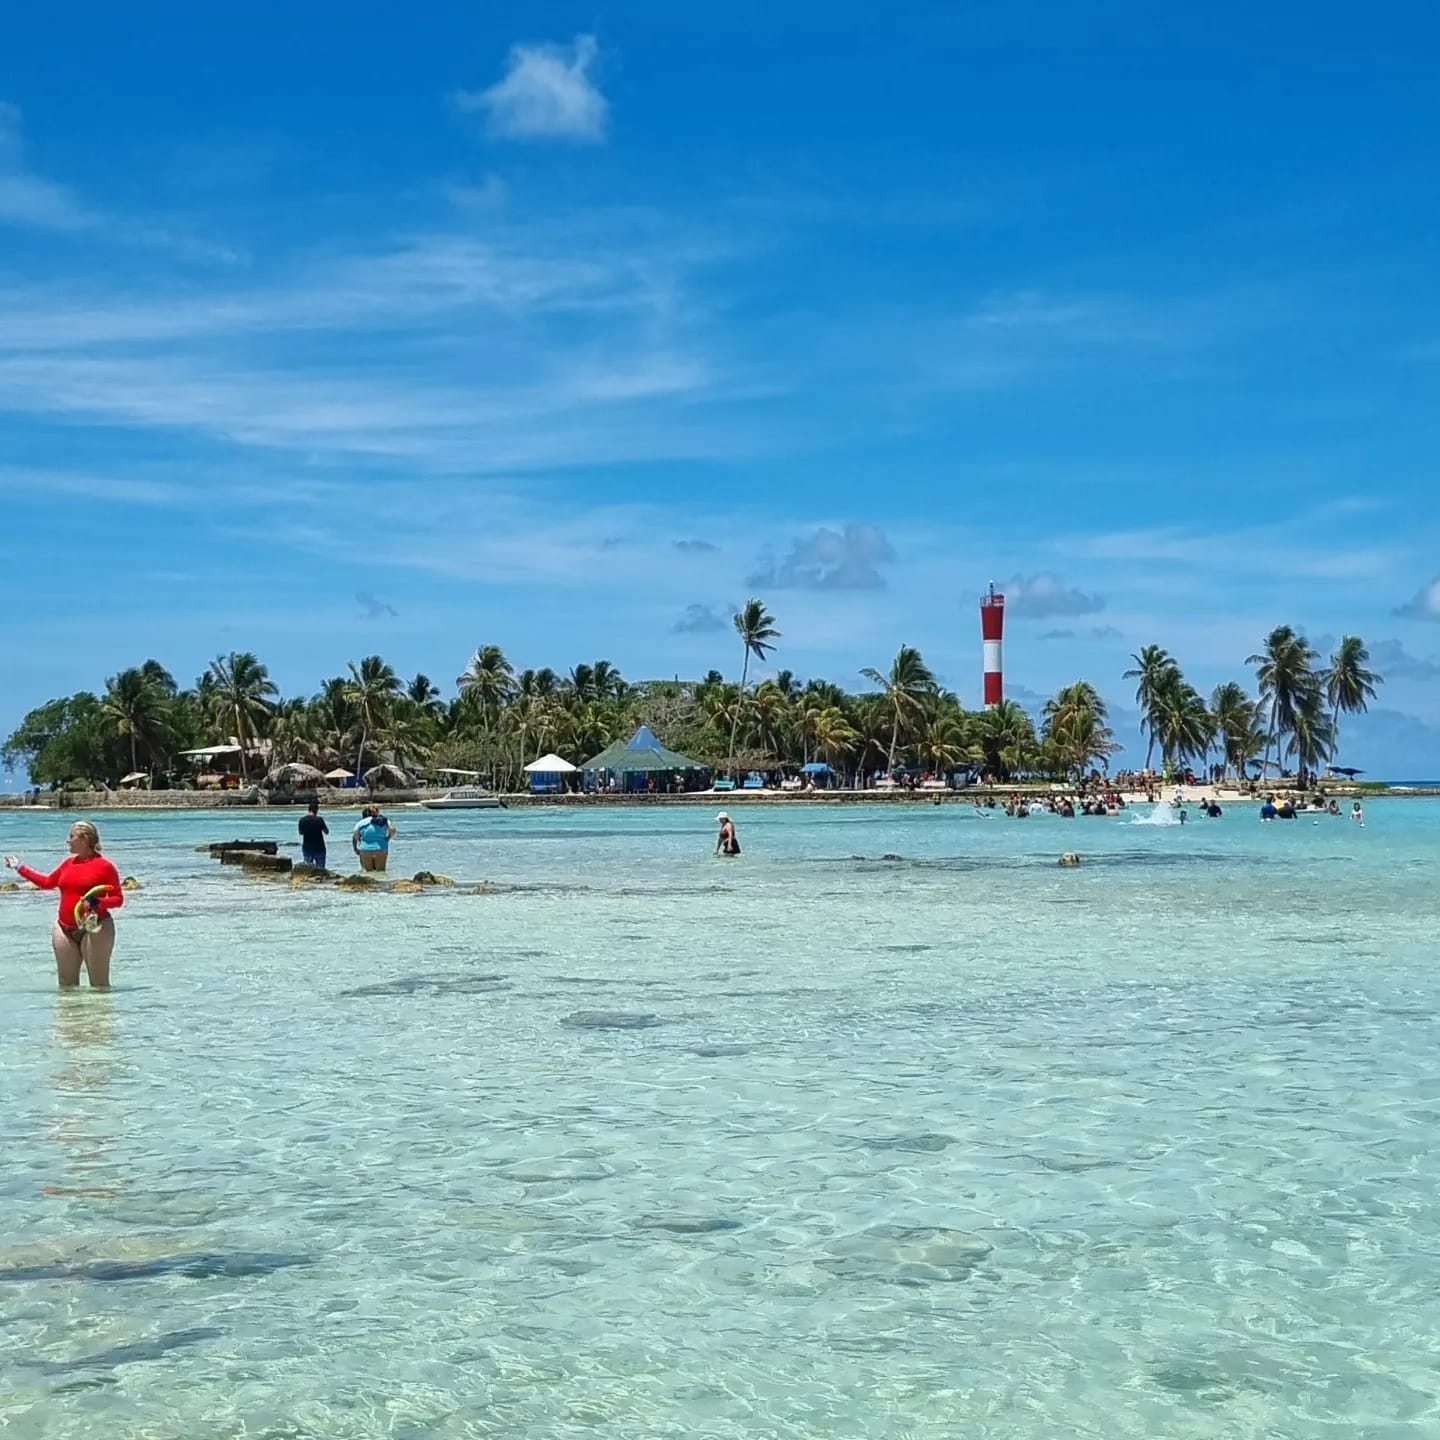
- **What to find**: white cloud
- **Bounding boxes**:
[1396,576,1440,623]
[1000,571,1105,619]
[456,35,608,143]
[748,524,896,591]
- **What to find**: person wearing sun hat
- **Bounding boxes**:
[715,811,740,857]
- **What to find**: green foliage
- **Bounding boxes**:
[1,622,1385,790]
[3,694,125,785]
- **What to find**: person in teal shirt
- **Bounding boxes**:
[352,806,396,872]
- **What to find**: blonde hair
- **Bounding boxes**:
[70,820,101,854]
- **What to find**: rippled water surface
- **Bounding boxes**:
[2,800,1438,1437]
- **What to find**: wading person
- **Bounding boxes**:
[4,820,124,989]
[353,806,395,873]
[715,811,741,857]
[298,800,329,869]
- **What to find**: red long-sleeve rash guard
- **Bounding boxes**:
[17,855,124,928]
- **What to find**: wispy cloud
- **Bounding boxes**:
[1001,571,1105,619]
[0,214,753,473]
[1037,624,1123,642]
[1396,576,1440,623]
[674,538,718,553]
[0,101,93,231]
[672,603,729,634]
[0,101,240,262]
[456,35,608,143]
[356,590,399,620]
[0,465,187,507]
[748,523,895,591]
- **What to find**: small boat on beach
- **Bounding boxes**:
[420,787,506,811]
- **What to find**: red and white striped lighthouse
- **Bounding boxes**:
[980,583,1005,707]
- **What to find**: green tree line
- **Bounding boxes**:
[1,605,1381,790]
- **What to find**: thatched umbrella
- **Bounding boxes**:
[363,762,410,789]
[267,762,325,787]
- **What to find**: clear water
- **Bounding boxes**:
[1,800,1437,1438]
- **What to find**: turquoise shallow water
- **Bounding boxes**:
[1,800,1438,1437]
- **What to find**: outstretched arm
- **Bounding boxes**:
[14,860,65,889]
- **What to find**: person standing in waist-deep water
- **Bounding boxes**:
[298,800,329,868]
[715,811,741,857]
[4,820,124,989]
[353,806,396,872]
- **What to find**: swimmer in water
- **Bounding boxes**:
[4,820,124,989]
[715,811,741,856]
[1352,801,1365,826]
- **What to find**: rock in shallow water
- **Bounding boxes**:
[340,972,505,998]
[561,1010,661,1030]
[815,1224,992,1285]
[499,1157,616,1184]
[634,1215,743,1234]
[0,1250,311,1283]
[30,1326,222,1374]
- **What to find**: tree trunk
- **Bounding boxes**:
[727,651,750,776]
[887,710,899,774]
[356,729,368,782]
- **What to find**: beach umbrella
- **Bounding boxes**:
[1328,766,1364,777]
[267,762,324,785]
[323,767,352,782]
[118,771,148,786]
[363,762,410,788]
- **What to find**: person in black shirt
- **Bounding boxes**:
[298,801,329,868]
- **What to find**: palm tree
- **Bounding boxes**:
[772,669,802,702]
[138,659,179,697]
[1323,636,1381,763]
[457,645,516,776]
[1042,681,1118,780]
[728,599,781,774]
[812,706,859,776]
[1288,688,1336,781]
[590,660,625,701]
[407,673,442,714]
[565,664,596,703]
[207,652,277,780]
[860,646,936,774]
[1247,626,1320,776]
[747,681,790,760]
[1149,678,1213,776]
[1123,645,1179,771]
[101,667,170,777]
[1209,682,1260,781]
[345,655,402,779]
[974,698,1037,779]
[919,712,976,776]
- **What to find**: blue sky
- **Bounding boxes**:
[3,2,1440,775]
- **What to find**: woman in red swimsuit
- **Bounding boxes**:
[5,820,124,989]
